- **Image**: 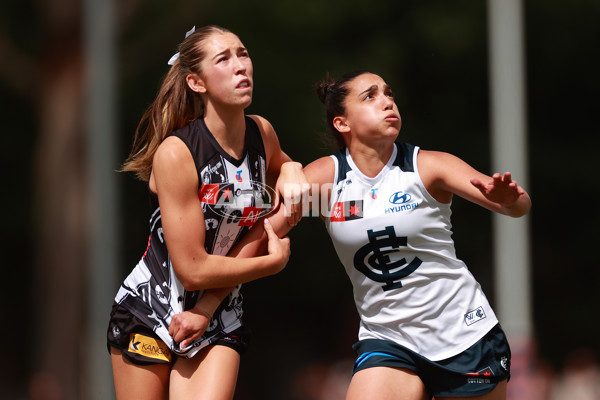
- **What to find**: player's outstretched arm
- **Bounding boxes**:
[417,150,531,218]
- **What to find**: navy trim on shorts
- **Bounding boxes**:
[352,324,511,397]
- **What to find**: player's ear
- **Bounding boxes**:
[333,116,350,133]
[186,73,207,93]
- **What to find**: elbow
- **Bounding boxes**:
[280,161,303,172]
[178,275,203,291]
[283,160,303,167]
[173,262,210,291]
[179,273,215,291]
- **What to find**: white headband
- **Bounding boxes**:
[167,26,196,66]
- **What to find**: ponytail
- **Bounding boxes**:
[121,25,231,181]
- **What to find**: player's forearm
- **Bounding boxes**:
[174,251,282,290]
[190,207,293,314]
[192,287,234,316]
[176,208,292,290]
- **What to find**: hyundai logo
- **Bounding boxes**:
[389,191,412,204]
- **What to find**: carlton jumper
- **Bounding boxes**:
[325,142,498,361]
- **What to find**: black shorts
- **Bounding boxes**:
[352,324,511,397]
[107,303,251,366]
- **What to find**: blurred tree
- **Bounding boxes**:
[0,1,86,398]
[0,0,211,398]
[0,0,598,398]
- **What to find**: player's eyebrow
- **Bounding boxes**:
[211,48,231,61]
[211,46,247,61]
[359,85,378,96]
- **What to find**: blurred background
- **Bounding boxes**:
[1,0,599,399]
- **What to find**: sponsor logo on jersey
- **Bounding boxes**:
[385,191,419,214]
[200,183,232,205]
[127,333,172,362]
[370,188,378,199]
[464,306,486,326]
[389,191,411,204]
[353,225,422,291]
[236,170,243,182]
[330,200,364,222]
[239,207,263,226]
[200,181,276,226]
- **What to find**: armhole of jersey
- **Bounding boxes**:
[245,115,266,158]
[393,142,416,172]
[329,154,340,189]
[324,154,340,230]
[169,132,194,158]
[412,145,452,207]
[169,124,203,181]
[332,148,351,183]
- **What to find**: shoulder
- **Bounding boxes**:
[305,156,336,218]
[417,148,462,171]
[247,114,282,166]
[153,136,195,172]
[305,156,335,185]
[417,149,469,175]
[150,136,198,194]
[417,149,449,177]
[417,149,477,203]
[247,114,276,140]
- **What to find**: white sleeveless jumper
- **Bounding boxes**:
[325,142,498,361]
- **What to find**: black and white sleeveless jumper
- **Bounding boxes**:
[114,116,271,357]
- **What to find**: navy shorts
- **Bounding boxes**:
[107,303,251,366]
[352,324,511,397]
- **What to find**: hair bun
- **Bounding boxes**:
[316,79,335,104]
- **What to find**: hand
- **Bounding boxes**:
[470,172,525,207]
[169,308,211,349]
[276,162,309,227]
[264,218,290,273]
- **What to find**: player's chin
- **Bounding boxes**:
[383,127,400,139]
[236,95,253,109]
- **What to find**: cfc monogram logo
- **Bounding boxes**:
[353,226,422,291]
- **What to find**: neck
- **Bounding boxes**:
[203,104,246,159]
[347,138,395,178]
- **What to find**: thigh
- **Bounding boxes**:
[170,344,241,400]
[443,379,506,400]
[346,367,429,400]
[111,347,171,400]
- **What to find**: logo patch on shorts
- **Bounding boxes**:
[127,333,172,362]
[465,367,494,384]
[464,306,486,326]
[500,356,510,372]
